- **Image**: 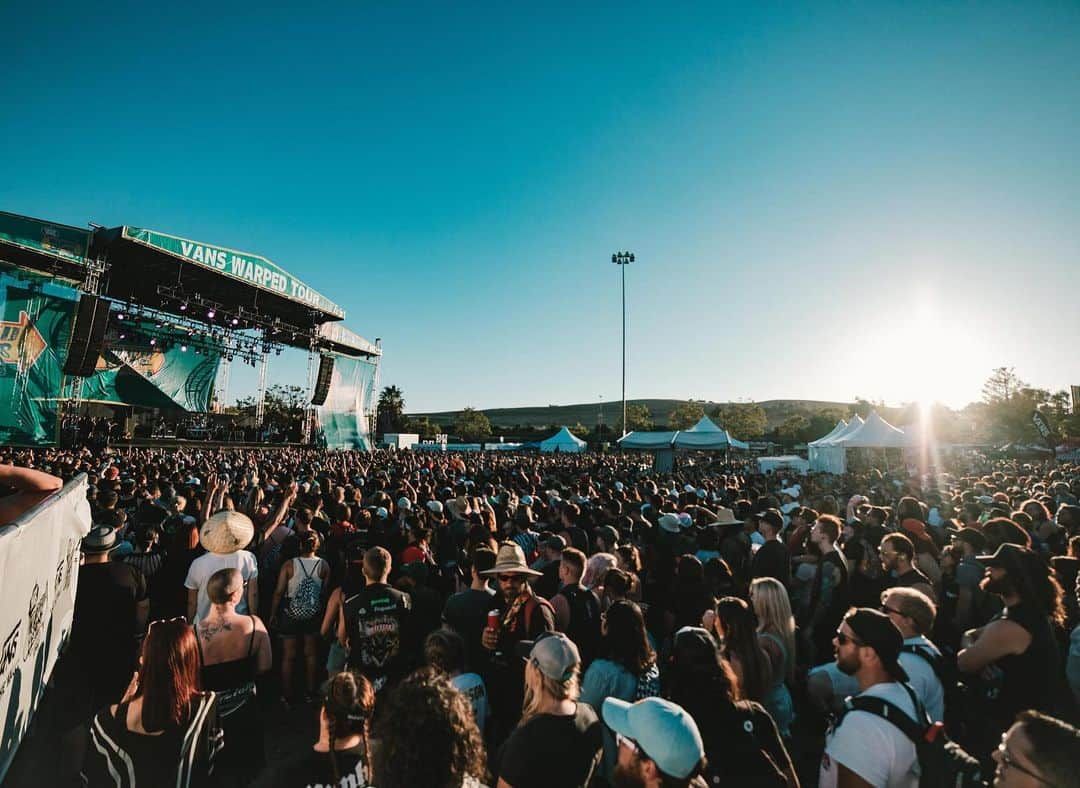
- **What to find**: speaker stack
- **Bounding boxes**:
[311,354,335,405]
[62,295,110,377]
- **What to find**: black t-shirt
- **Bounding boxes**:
[443,587,497,674]
[342,582,413,686]
[69,560,147,692]
[751,539,791,587]
[262,743,369,787]
[497,703,604,788]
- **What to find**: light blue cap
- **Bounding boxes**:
[602,697,704,780]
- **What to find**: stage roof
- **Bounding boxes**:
[0,211,91,283]
[95,225,345,324]
[1,210,380,358]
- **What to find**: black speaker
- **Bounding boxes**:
[62,295,110,377]
[311,354,335,406]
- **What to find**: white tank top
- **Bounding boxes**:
[287,557,326,596]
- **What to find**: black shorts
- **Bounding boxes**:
[278,610,321,638]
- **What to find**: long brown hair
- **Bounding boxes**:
[324,671,375,784]
[136,619,201,731]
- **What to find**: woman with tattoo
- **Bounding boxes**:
[197,567,272,786]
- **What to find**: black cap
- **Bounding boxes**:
[541,534,566,551]
[845,609,909,683]
[976,542,1045,577]
[760,509,784,532]
[949,527,986,552]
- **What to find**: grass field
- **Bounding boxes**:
[409,398,863,429]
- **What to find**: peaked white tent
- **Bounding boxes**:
[672,416,749,450]
[835,411,909,448]
[539,426,587,453]
[808,419,847,472]
[810,415,864,473]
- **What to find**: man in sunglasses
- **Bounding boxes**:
[819,608,921,788]
[480,541,556,745]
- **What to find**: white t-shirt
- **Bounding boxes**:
[819,681,919,788]
[184,551,259,622]
[451,672,489,733]
[900,636,945,723]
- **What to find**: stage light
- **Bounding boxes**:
[230,317,239,326]
[207,309,216,319]
[181,345,188,352]
[150,338,157,346]
[116,313,125,321]
[119,332,126,339]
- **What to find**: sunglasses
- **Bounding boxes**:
[880,604,904,617]
[997,738,1054,785]
[834,629,864,647]
[497,574,525,583]
[616,733,653,763]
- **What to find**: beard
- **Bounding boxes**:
[981,574,1015,597]
[836,651,860,676]
[612,762,647,788]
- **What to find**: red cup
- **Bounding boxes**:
[487,610,501,630]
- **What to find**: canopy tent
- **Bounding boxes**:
[836,411,909,448]
[809,420,847,447]
[808,419,846,472]
[809,415,863,473]
[539,426,587,453]
[672,416,749,450]
[618,430,679,450]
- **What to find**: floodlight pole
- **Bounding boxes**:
[612,251,634,436]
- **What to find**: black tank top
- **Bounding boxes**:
[197,616,258,715]
[995,600,1059,720]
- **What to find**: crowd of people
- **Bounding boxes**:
[5,443,1080,787]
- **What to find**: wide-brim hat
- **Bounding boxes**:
[200,510,254,555]
[480,541,542,577]
[709,506,740,527]
[82,525,118,554]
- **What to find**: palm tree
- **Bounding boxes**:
[378,385,406,433]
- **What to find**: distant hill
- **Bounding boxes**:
[409,398,870,430]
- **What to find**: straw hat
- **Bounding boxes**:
[200,510,254,555]
[480,541,542,577]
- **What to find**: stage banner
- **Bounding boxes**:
[0,475,92,783]
[81,335,222,412]
[318,354,377,450]
[0,264,79,445]
[0,212,90,264]
[122,226,345,318]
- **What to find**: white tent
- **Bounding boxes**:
[834,411,909,448]
[810,415,864,474]
[539,426,587,453]
[673,416,749,450]
[808,419,846,472]
[618,430,680,450]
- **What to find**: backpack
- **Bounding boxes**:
[287,559,322,621]
[701,701,789,788]
[559,585,602,667]
[845,682,984,788]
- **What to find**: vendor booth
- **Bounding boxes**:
[539,426,587,453]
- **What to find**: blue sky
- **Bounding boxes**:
[3,1,1079,412]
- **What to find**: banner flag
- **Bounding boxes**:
[0,475,92,782]
[1072,386,1080,415]
[0,264,79,445]
[317,354,377,450]
[80,327,222,412]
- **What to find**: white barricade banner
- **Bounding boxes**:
[0,475,91,781]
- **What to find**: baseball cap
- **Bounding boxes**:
[541,533,566,551]
[949,527,986,552]
[374,507,389,519]
[426,500,444,515]
[658,514,682,534]
[597,525,620,547]
[844,609,909,682]
[602,697,705,780]
[519,495,534,507]
[515,632,580,681]
[397,497,412,511]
